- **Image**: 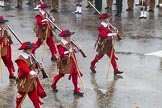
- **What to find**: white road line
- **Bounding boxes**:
[144,50,162,57]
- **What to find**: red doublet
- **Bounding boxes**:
[91,23,119,72]
[52,43,81,92]
[32,12,57,60]
[15,56,46,108]
[98,25,113,38]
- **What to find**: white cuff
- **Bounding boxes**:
[64,51,69,54]
[108,33,116,36]
[30,71,36,76]
[42,19,48,22]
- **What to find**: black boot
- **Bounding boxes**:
[50,9,58,12]
[126,8,133,11]
[148,9,154,12]
[86,5,92,8]
[73,91,84,97]
[15,5,22,9]
[9,75,16,80]
[90,67,96,73]
[115,13,119,16]
[117,13,121,17]
[156,5,160,8]
[51,57,57,61]
[94,12,99,15]
[26,2,32,5]
[114,71,123,75]
[51,85,58,93]
[117,35,123,41]
[105,6,109,10]
[15,5,20,8]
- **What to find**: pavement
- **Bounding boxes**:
[0,0,162,108]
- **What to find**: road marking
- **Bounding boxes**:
[144,50,162,57]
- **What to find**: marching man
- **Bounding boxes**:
[51,29,84,97]
[90,13,123,75]
[0,16,16,79]
[33,3,57,61]
[15,42,46,108]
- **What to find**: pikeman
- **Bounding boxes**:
[0,16,16,79]
[15,41,47,108]
[139,0,149,19]
[73,0,82,14]
[90,13,123,75]
[33,3,58,61]
[51,29,84,97]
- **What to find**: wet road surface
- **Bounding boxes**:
[0,0,162,108]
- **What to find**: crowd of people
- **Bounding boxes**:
[86,0,162,18]
[1,0,162,16]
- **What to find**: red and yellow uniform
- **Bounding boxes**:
[0,16,15,79]
[15,42,46,108]
[90,13,123,75]
[33,3,57,61]
[51,30,83,97]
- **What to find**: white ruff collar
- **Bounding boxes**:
[61,38,69,45]
[101,21,108,28]
[39,9,46,16]
[21,51,30,59]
